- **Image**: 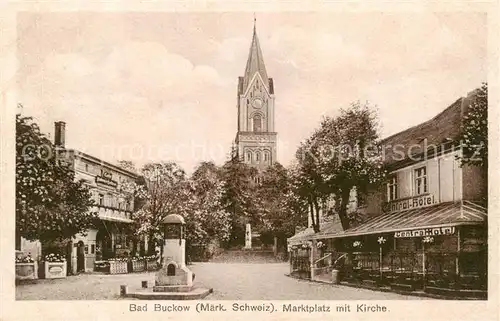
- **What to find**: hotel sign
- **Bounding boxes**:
[388,194,435,212]
[95,173,118,188]
[394,226,456,238]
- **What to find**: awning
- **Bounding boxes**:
[310,201,486,240]
[288,217,344,245]
[287,227,315,245]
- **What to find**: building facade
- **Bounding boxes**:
[55,122,139,273]
[235,22,277,170]
[288,89,488,298]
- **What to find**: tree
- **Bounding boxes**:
[220,156,259,247]
[184,162,231,259]
[132,162,190,255]
[458,83,488,167]
[257,163,308,248]
[117,160,137,173]
[295,102,385,231]
[16,113,97,244]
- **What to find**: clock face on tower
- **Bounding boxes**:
[252,98,263,109]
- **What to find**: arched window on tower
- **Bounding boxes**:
[245,151,252,163]
[255,151,261,163]
[253,114,262,132]
[264,151,270,163]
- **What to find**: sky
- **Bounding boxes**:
[16,12,487,173]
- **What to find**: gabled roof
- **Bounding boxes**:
[381,98,464,165]
[242,24,269,94]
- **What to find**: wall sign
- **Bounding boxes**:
[394,226,455,238]
[95,175,118,187]
[389,194,435,212]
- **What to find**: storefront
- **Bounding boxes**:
[309,201,487,298]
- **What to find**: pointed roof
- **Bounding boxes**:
[242,20,269,93]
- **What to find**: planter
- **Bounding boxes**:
[131,260,146,272]
[109,261,128,274]
[146,259,158,271]
[44,261,67,279]
[16,262,38,280]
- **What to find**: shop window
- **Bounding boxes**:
[414,167,427,195]
[387,175,398,201]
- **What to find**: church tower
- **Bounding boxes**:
[235,20,277,171]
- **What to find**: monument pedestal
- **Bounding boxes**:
[120,214,212,300]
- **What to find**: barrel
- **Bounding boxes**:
[331,269,340,284]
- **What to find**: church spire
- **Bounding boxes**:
[242,15,268,93]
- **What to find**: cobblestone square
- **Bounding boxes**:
[16,263,427,300]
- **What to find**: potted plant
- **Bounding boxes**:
[145,255,159,271]
[131,256,146,272]
[15,253,38,281]
[43,253,67,279]
[108,257,128,274]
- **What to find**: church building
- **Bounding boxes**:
[235,21,277,171]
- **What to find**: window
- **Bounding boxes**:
[98,193,104,206]
[357,189,367,207]
[264,152,270,163]
[91,244,95,254]
[245,151,252,163]
[414,167,427,195]
[255,151,261,163]
[84,163,89,172]
[253,114,262,132]
[387,175,398,201]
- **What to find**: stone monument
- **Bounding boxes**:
[154,214,193,290]
[245,223,252,249]
[121,214,212,299]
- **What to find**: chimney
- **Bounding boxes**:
[54,121,66,147]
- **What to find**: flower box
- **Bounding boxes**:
[131,260,146,272]
[109,260,128,274]
[146,259,158,271]
[16,262,38,280]
[44,261,67,279]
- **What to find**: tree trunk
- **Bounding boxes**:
[313,199,321,233]
[338,188,351,231]
[131,239,138,256]
[308,201,316,231]
[147,231,155,255]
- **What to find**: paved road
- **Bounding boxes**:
[16,263,426,300]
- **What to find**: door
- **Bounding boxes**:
[76,241,85,273]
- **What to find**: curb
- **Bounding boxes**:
[284,274,485,300]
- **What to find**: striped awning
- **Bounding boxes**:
[311,201,486,240]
